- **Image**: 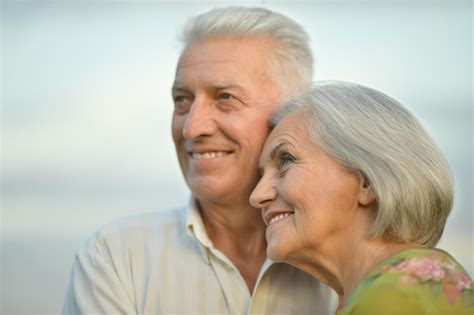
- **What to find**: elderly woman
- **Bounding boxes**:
[250,81,473,314]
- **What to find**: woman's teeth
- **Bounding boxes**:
[269,213,292,225]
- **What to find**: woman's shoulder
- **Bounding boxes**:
[374,248,471,284]
[339,248,474,315]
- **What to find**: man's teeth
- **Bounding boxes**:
[191,151,227,160]
[269,213,292,225]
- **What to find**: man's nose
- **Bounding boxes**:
[250,174,277,209]
[182,98,218,139]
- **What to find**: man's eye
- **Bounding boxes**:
[173,95,192,114]
[220,93,233,100]
[216,92,240,112]
[174,95,186,103]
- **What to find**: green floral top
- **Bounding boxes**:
[337,248,473,315]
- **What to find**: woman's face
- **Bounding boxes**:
[250,111,368,265]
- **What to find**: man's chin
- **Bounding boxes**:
[188,179,229,200]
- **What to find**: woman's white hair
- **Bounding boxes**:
[272,81,454,247]
[180,6,313,99]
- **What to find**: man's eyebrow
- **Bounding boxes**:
[171,84,192,94]
[172,82,246,93]
[210,82,240,89]
[209,82,247,94]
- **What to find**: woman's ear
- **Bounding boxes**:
[358,174,375,206]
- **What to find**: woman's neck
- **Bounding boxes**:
[286,235,419,310]
[335,239,420,309]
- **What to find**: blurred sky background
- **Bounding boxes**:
[1,0,472,314]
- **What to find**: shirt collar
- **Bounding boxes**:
[184,197,276,272]
[185,197,212,264]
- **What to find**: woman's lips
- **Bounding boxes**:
[263,210,295,226]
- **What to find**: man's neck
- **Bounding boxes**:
[198,199,267,293]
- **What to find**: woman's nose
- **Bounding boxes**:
[250,173,277,209]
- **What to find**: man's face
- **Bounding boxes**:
[171,37,283,205]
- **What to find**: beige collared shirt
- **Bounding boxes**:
[63,202,337,314]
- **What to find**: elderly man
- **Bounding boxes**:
[63,7,335,314]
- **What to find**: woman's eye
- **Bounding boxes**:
[279,153,296,167]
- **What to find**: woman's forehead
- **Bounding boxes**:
[262,112,309,156]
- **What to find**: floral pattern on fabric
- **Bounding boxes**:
[385,252,472,305]
[338,248,473,315]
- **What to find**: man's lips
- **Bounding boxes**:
[263,209,295,226]
[189,151,231,160]
[185,143,234,160]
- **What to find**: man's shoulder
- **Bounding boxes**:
[78,207,189,258]
[100,207,186,235]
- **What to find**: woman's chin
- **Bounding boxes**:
[266,240,289,262]
[266,224,299,263]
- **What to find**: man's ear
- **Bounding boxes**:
[358,174,375,206]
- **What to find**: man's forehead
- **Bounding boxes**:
[177,54,235,69]
[178,41,232,65]
[173,37,282,102]
[173,59,267,94]
[174,52,252,83]
[177,37,274,69]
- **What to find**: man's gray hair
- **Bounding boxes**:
[180,6,313,99]
[272,81,453,247]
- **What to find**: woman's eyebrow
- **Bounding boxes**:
[270,142,288,160]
